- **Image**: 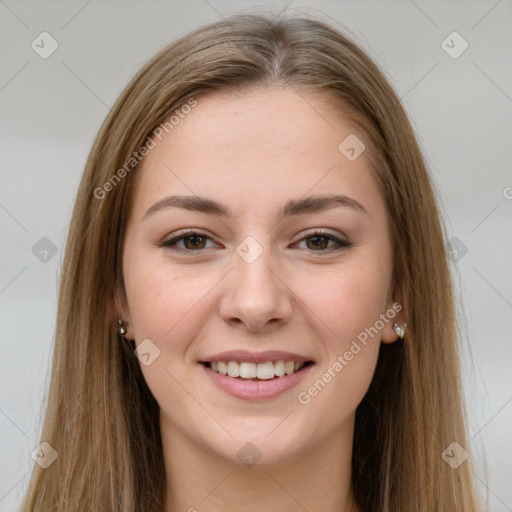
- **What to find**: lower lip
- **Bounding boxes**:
[201,363,314,400]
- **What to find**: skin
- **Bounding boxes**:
[117,87,405,512]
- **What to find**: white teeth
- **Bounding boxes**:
[217,361,227,375]
[207,360,307,379]
[274,360,285,377]
[227,361,240,378]
[256,361,275,380]
[239,362,257,378]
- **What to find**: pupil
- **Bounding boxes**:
[186,235,204,249]
[308,236,327,250]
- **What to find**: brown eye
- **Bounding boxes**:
[182,235,207,250]
[162,231,216,252]
[295,230,351,252]
[305,235,330,250]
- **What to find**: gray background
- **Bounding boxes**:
[1,0,511,510]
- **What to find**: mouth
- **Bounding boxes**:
[199,350,315,399]
[201,360,314,381]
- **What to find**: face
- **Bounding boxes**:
[117,87,403,466]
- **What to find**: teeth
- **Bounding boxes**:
[257,361,275,380]
[227,361,240,378]
[217,361,227,375]
[207,360,307,379]
[274,360,285,377]
[239,362,256,379]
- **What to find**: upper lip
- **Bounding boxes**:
[200,350,313,364]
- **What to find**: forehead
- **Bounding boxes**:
[129,87,386,222]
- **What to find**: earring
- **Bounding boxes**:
[393,322,407,339]
[117,319,128,336]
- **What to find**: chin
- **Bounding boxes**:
[202,421,311,468]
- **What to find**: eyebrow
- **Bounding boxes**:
[143,193,368,219]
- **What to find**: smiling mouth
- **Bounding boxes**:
[202,360,314,380]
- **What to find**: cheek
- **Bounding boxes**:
[296,347,378,432]
[294,254,389,406]
[301,258,390,344]
[124,257,216,347]
[124,260,218,402]
[294,264,385,414]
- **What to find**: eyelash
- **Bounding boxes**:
[161,229,351,254]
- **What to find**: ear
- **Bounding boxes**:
[381,283,407,344]
[110,285,134,341]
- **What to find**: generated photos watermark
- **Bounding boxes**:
[93,97,197,200]
[297,302,403,405]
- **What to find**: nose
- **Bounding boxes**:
[219,243,293,333]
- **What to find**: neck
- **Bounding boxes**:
[161,413,359,512]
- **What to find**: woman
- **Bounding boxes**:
[21,12,481,511]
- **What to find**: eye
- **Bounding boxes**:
[294,229,351,252]
[161,230,218,252]
[161,229,351,254]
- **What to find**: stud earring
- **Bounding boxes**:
[393,322,407,339]
[117,319,128,336]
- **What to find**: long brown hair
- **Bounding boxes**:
[20,12,481,511]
